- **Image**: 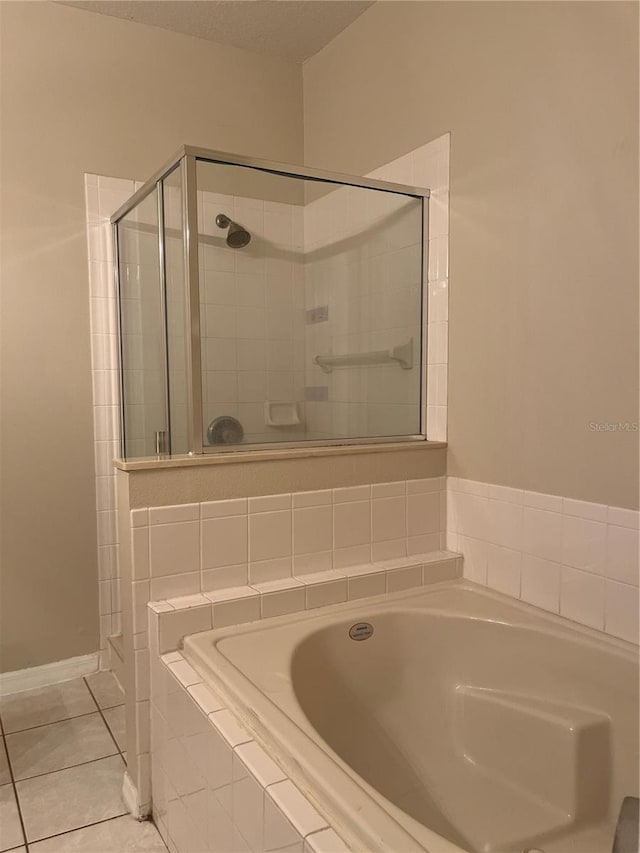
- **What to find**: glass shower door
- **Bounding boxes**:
[116,187,168,458]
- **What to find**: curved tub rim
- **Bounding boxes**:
[182,579,638,853]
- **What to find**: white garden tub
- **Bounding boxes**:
[184,581,639,853]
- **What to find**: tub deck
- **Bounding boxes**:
[184,581,639,853]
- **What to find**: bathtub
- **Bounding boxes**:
[183,581,639,853]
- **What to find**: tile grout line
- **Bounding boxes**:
[83,676,125,759]
[1,712,31,852]
[1,707,114,738]
[10,752,123,786]
[25,811,132,849]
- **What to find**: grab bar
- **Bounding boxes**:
[314,339,413,373]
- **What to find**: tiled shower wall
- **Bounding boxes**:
[368,134,450,441]
[447,478,640,644]
[302,134,450,441]
[85,173,143,664]
[303,186,423,438]
[198,192,307,444]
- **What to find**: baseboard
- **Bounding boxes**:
[0,652,99,695]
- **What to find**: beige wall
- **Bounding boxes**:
[0,1,303,672]
[304,1,639,510]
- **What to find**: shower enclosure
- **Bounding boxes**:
[111,146,430,459]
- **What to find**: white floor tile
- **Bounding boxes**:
[103,705,126,752]
[0,783,25,851]
[29,815,167,852]
[0,679,95,734]
[84,672,124,710]
[7,714,117,781]
[16,755,127,842]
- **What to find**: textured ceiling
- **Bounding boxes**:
[59,1,375,62]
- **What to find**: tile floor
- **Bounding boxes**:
[0,671,167,853]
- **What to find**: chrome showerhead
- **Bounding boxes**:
[215,213,251,248]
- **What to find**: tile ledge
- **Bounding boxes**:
[148,552,462,616]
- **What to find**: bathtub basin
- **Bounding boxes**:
[183,581,639,852]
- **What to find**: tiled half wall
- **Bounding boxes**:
[447,478,639,644]
[131,478,446,606]
[151,648,351,853]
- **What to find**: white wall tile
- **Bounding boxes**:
[264,795,302,852]
[149,504,199,525]
[607,506,639,529]
[520,555,561,613]
[458,535,488,585]
[560,567,605,630]
[201,498,247,519]
[202,515,248,570]
[132,527,150,580]
[249,511,292,562]
[304,828,350,853]
[292,490,332,508]
[187,683,225,716]
[209,709,252,749]
[487,485,523,504]
[372,496,406,542]
[371,481,405,498]
[486,545,521,597]
[606,524,639,586]
[236,741,287,788]
[523,491,563,513]
[409,533,441,556]
[563,498,607,523]
[260,586,305,619]
[166,658,202,689]
[293,551,333,575]
[202,563,248,591]
[407,492,440,536]
[407,477,443,494]
[452,492,488,542]
[149,522,200,577]
[249,494,291,513]
[293,506,332,555]
[333,544,371,569]
[212,595,261,629]
[347,571,386,600]
[232,766,264,852]
[605,581,639,643]
[487,500,523,551]
[305,578,347,609]
[151,572,200,601]
[332,485,370,503]
[267,781,328,838]
[386,564,422,592]
[158,606,212,654]
[249,556,292,585]
[522,507,563,563]
[561,515,606,575]
[372,538,407,562]
[333,502,370,549]
[131,508,149,528]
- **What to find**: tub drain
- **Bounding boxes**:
[524,849,545,853]
[349,622,374,641]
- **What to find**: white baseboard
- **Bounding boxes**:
[0,652,99,696]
